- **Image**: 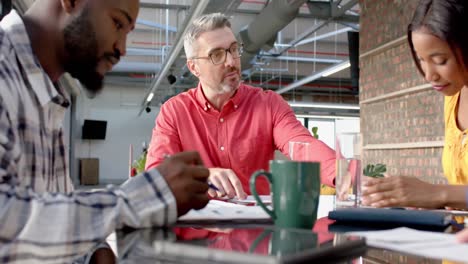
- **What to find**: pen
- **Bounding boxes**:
[208,182,220,192]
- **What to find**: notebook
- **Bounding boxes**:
[328,208,452,231]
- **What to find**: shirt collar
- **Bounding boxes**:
[1,10,62,107]
[195,82,244,112]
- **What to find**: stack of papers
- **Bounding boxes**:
[179,195,335,223]
[178,199,271,222]
[225,195,334,218]
[348,227,468,262]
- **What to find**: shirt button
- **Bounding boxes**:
[220,118,224,123]
[220,146,225,151]
[234,105,238,109]
[204,107,207,111]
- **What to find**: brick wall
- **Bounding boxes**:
[359,0,446,183]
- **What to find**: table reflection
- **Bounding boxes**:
[0,217,451,263]
[116,218,363,263]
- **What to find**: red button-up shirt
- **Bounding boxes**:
[146,83,336,195]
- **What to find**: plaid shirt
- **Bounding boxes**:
[0,11,177,263]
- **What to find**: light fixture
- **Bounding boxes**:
[295,114,359,120]
[288,101,360,110]
[321,61,351,77]
[146,93,154,102]
[276,60,351,95]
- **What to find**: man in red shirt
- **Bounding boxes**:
[146,13,336,199]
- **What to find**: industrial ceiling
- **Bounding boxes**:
[12,0,360,117]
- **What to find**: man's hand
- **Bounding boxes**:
[361,175,442,208]
[208,168,247,199]
[156,151,210,216]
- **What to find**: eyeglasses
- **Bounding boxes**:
[191,43,243,65]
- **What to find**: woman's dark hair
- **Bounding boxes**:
[408,0,468,76]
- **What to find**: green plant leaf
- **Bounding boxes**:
[133,151,147,174]
[311,126,319,139]
[363,163,386,178]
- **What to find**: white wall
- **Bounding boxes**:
[296,117,360,151]
[307,119,336,149]
[335,119,360,135]
[74,84,159,184]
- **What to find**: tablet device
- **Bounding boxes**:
[117,226,366,264]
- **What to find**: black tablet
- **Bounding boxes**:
[117,225,366,264]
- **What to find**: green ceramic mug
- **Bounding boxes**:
[250,160,321,229]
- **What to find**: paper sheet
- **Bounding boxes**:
[348,227,468,262]
[179,195,335,222]
[226,195,272,205]
[178,200,271,222]
[225,195,334,217]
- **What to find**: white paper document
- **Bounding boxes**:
[226,195,272,205]
[178,199,271,222]
[348,227,468,262]
[179,195,334,222]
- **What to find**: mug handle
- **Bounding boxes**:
[250,170,275,220]
[248,229,272,253]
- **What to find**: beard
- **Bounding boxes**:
[63,8,107,96]
[220,81,239,94]
[219,66,240,93]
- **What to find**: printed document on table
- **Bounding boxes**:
[223,195,333,218]
[178,199,271,222]
[348,227,468,262]
[226,195,272,205]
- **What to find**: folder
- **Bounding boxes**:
[328,208,452,231]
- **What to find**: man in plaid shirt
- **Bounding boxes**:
[0,0,210,262]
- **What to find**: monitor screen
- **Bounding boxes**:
[82,119,107,140]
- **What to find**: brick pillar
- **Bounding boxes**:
[359,0,446,184]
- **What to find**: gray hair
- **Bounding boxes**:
[183,13,232,58]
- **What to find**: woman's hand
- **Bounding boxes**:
[361,176,444,208]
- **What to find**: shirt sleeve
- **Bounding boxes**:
[269,92,336,187]
[0,99,177,260]
[145,102,183,170]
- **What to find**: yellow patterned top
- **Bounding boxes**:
[442,92,468,184]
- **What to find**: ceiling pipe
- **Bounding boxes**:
[295,27,354,47]
[288,101,359,110]
[111,61,161,74]
[259,54,341,64]
[138,0,210,115]
[274,0,359,57]
[126,47,164,56]
[136,19,177,32]
[276,60,350,94]
[238,0,309,71]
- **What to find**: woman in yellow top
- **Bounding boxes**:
[362,0,468,210]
